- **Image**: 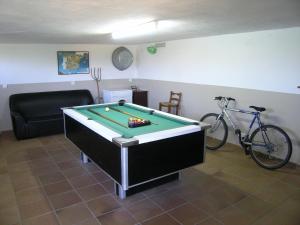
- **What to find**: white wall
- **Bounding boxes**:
[137,27,300,94]
[0,44,137,85]
[0,44,137,132]
[136,27,300,164]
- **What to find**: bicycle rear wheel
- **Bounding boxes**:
[200,113,228,150]
[250,125,292,170]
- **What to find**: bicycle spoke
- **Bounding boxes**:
[200,113,228,150]
[250,125,292,169]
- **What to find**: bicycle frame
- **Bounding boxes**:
[216,98,263,143]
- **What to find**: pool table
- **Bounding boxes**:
[62,102,209,199]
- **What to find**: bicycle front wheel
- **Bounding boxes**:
[250,125,292,170]
[200,113,228,150]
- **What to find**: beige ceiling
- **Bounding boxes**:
[0,0,299,44]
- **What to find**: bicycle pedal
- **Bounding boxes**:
[245,149,250,155]
[243,142,252,146]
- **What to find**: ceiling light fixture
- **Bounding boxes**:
[96,18,153,34]
[112,21,157,39]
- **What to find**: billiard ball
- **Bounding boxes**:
[105,107,110,112]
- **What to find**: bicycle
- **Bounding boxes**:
[200,96,292,170]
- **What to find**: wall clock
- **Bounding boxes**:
[112,47,133,71]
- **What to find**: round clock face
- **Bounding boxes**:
[112,47,133,71]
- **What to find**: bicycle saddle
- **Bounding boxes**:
[249,106,266,112]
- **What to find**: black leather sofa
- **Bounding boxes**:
[9,89,94,140]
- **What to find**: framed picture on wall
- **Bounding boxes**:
[57,51,89,75]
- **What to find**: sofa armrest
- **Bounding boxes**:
[10,111,26,139]
[11,111,25,121]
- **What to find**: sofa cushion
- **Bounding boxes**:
[27,114,62,122]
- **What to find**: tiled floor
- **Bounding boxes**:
[0,131,299,225]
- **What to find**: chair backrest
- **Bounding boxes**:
[169,91,182,106]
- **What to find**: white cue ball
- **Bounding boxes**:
[105,107,110,112]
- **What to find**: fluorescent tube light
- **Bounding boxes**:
[112,21,157,39]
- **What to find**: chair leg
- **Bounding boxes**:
[175,106,179,115]
[167,105,171,113]
[159,104,162,111]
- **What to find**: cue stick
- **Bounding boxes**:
[109,107,158,125]
[87,108,128,129]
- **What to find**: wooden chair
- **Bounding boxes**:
[159,91,182,115]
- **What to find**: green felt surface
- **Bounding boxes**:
[75,104,193,138]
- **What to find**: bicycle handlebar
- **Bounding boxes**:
[213,96,235,101]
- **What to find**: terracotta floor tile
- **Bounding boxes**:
[168,203,209,225]
[150,191,186,210]
[272,194,300,217]
[82,163,101,173]
[29,158,55,168]
[18,198,52,219]
[87,195,121,217]
[0,194,17,210]
[12,175,40,192]
[50,151,76,163]
[128,198,163,222]
[39,171,66,185]
[56,203,93,225]
[44,180,73,196]
[191,192,232,214]
[97,209,136,225]
[212,171,260,195]
[62,166,88,179]
[42,141,64,149]
[49,191,81,209]
[31,164,60,177]
[47,146,66,155]
[7,161,31,174]
[211,185,247,205]
[57,160,81,170]
[92,171,110,183]
[22,212,59,225]
[280,173,300,188]
[0,207,20,225]
[0,165,7,174]
[197,217,223,225]
[38,136,59,145]
[78,217,100,225]
[142,214,180,225]
[69,174,97,189]
[169,184,207,202]
[245,174,279,189]
[142,184,170,197]
[215,206,256,225]
[2,135,300,225]
[77,184,107,201]
[116,193,146,207]
[102,180,115,193]
[234,196,274,217]
[253,180,298,204]
[6,150,29,164]
[252,207,300,225]
[16,186,46,205]
[27,149,49,161]
[63,142,80,151]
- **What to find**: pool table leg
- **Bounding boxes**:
[116,184,127,199]
[80,152,90,163]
